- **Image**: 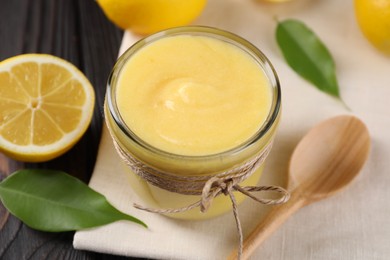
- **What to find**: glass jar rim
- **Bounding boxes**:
[106,26,281,160]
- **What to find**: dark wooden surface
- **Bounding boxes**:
[0,0,137,259]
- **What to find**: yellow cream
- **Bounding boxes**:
[116,35,272,155]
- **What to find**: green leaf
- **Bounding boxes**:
[0,169,147,232]
[276,19,341,99]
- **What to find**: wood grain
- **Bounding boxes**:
[0,0,133,259]
[228,115,371,260]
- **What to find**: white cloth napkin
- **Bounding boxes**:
[74,0,390,259]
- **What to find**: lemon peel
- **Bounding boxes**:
[96,0,207,35]
[355,0,390,55]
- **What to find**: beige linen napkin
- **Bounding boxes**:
[74,0,390,259]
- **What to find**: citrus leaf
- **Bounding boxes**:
[276,19,341,99]
[0,169,147,231]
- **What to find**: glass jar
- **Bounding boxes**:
[104,26,281,220]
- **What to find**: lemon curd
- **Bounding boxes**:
[105,27,281,220]
[117,35,271,155]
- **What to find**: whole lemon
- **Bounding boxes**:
[97,0,207,35]
[355,0,390,55]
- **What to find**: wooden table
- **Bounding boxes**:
[0,0,136,259]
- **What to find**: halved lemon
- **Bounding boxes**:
[0,54,95,162]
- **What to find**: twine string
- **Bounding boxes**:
[227,186,243,260]
[109,131,290,260]
[133,174,289,260]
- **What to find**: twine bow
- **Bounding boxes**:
[134,175,289,260]
[110,132,290,260]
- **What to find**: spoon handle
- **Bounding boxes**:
[228,192,306,260]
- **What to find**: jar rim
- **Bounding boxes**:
[106,26,281,160]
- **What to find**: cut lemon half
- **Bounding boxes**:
[0,54,95,162]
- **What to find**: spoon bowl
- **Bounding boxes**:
[228,115,370,259]
[289,115,371,200]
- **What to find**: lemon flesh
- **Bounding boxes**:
[0,54,95,162]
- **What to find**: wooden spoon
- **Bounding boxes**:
[228,115,371,260]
